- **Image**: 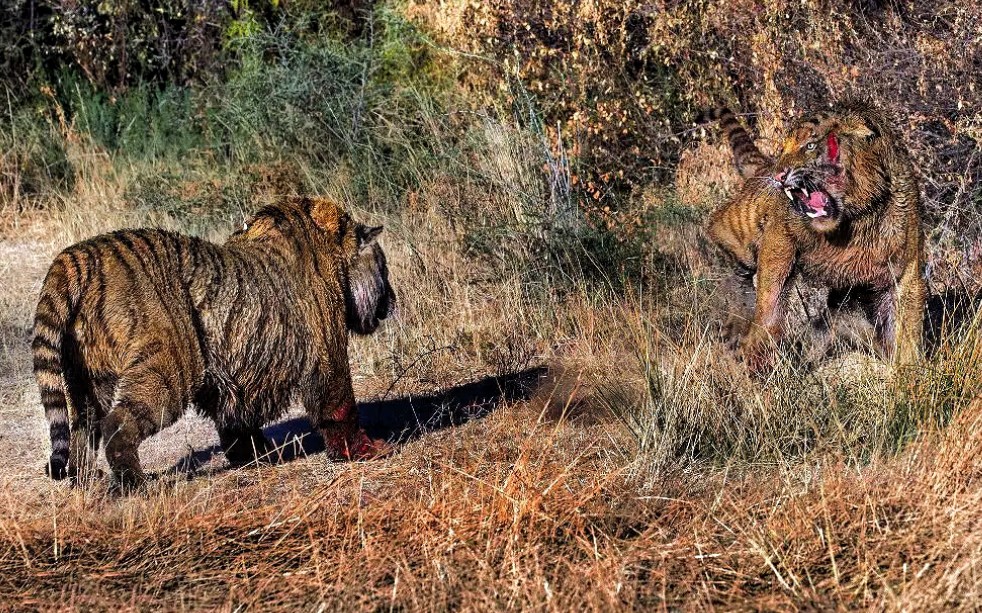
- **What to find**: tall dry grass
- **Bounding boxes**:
[1,121,980,608]
[3,389,982,609]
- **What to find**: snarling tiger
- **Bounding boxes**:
[704,101,926,370]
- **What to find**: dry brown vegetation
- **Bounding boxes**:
[3,395,982,610]
[0,0,981,610]
[1,130,979,610]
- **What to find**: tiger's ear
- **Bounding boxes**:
[356,224,383,249]
[839,117,877,140]
[304,197,350,242]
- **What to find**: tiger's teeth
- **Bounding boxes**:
[784,188,794,201]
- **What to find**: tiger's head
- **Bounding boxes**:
[343,223,396,335]
[770,101,891,233]
[305,197,396,335]
[232,196,396,335]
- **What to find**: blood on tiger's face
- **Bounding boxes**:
[770,111,879,234]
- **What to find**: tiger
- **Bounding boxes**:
[704,100,926,371]
[32,196,396,489]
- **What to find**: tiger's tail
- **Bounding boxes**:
[699,108,772,178]
[32,249,87,480]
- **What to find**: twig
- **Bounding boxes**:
[380,344,457,401]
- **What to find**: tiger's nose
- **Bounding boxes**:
[773,170,788,183]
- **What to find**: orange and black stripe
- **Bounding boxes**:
[699,108,773,179]
[32,248,89,479]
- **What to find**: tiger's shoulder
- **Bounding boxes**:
[705,176,785,270]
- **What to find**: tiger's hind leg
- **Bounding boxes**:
[101,349,195,491]
[218,427,274,466]
[63,365,104,483]
[61,334,114,483]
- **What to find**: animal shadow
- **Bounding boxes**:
[924,288,982,355]
[168,366,548,476]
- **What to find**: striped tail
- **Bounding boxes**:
[32,250,84,480]
[698,108,772,179]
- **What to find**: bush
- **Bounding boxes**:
[1,4,458,208]
[0,102,74,206]
[426,0,981,237]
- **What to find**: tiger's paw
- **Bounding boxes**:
[324,428,394,462]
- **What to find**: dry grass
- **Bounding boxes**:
[4,392,982,609]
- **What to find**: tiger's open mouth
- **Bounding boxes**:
[781,177,837,220]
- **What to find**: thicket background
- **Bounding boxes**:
[2,0,980,277]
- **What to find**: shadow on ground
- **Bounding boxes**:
[167,366,548,477]
[925,289,982,355]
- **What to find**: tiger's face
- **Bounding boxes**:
[345,224,396,335]
[231,197,396,335]
[771,109,879,234]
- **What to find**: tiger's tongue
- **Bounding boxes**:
[806,191,828,217]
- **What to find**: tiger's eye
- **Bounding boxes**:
[806,142,817,151]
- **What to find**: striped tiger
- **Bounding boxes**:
[705,100,926,371]
[33,196,396,489]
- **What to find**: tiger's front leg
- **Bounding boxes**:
[878,256,926,365]
[740,224,796,373]
[304,359,390,461]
